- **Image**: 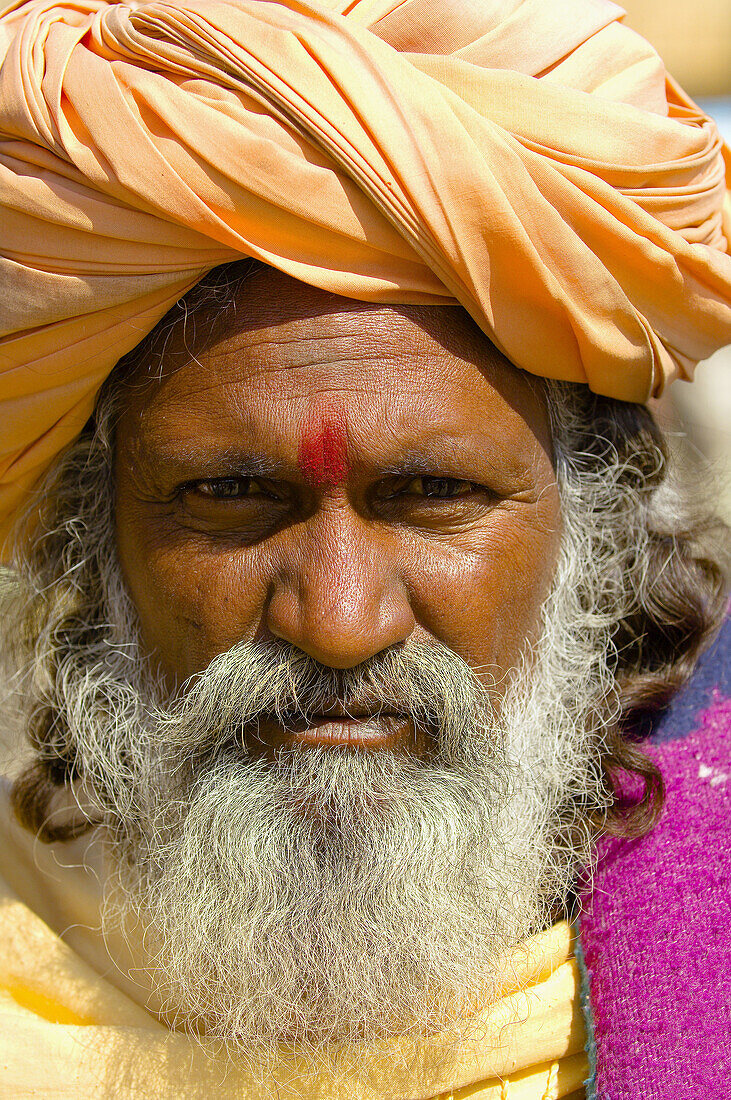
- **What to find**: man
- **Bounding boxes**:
[0,1,729,1097]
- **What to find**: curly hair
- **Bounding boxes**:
[6,262,730,844]
[546,384,728,836]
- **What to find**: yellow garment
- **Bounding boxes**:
[0,783,588,1098]
[0,0,730,554]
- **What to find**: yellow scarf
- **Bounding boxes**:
[0,785,587,1098]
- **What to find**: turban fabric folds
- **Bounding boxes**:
[0,0,730,553]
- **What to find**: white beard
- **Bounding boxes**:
[5,484,614,1070]
[62,540,609,1069]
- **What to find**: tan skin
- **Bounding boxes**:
[115,267,562,757]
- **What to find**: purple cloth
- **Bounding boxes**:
[578,691,731,1098]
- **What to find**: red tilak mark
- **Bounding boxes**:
[297,410,349,489]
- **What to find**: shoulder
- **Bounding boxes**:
[577,618,731,1097]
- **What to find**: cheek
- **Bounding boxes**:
[404,505,562,683]
[116,513,270,684]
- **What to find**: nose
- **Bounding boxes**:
[265,507,415,669]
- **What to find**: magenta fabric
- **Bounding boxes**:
[579,691,731,1098]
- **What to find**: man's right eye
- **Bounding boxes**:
[180,476,287,502]
[195,477,257,499]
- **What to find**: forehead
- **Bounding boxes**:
[117,268,553,471]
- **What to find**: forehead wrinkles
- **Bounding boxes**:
[191,309,457,387]
[128,325,464,428]
[122,272,512,407]
[115,286,553,473]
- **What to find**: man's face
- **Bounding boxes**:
[114,267,562,751]
[21,268,611,1056]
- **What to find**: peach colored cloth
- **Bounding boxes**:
[1,0,730,553]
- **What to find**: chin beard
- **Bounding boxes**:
[13,501,614,1064]
[87,609,609,1063]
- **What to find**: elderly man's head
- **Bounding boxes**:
[5,262,726,1057]
[116,262,561,694]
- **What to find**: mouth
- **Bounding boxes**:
[247,711,418,751]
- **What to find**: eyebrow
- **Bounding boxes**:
[150,445,292,481]
[149,438,510,484]
[378,449,468,478]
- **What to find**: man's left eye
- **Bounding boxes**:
[404,476,477,499]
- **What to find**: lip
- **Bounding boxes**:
[249,713,415,750]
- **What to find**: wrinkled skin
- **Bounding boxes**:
[115,267,562,756]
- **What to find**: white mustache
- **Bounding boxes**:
[156,638,500,769]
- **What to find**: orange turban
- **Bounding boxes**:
[1,0,730,552]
